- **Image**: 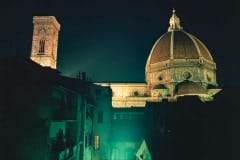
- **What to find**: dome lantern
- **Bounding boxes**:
[168,8,183,32]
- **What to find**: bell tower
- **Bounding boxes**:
[30,16,60,69]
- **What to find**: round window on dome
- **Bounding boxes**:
[183,71,192,80]
[133,91,139,96]
[158,76,163,81]
[158,73,164,81]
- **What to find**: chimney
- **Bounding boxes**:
[82,72,86,81]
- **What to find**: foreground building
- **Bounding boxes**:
[0,57,112,160]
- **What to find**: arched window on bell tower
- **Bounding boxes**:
[38,39,45,54]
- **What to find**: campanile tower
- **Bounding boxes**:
[30,16,60,69]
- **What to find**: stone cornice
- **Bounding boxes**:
[33,16,60,31]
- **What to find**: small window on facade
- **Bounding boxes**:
[86,107,93,119]
[85,133,92,147]
[38,39,45,54]
[133,91,139,96]
[94,135,100,150]
[97,111,103,123]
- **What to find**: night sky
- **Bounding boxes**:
[0,0,238,86]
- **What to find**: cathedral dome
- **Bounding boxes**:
[145,9,218,98]
[147,30,214,65]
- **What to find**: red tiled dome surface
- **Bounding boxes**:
[148,30,213,64]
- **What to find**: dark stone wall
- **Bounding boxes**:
[145,92,235,160]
